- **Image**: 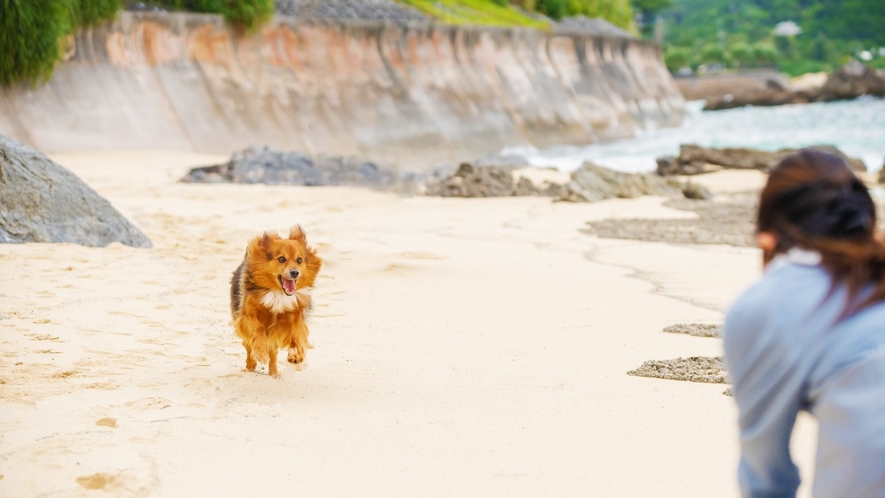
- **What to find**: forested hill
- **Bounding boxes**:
[656,0,885,75]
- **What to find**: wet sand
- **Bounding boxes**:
[0,158,817,497]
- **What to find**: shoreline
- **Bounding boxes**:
[0,152,816,496]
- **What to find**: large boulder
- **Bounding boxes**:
[181,144,398,188]
[0,134,151,247]
[821,60,885,100]
[656,144,867,176]
[560,162,682,202]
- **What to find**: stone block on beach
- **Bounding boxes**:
[0,134,151,248]
[561,162,682,202]
[181,144,400,189]
[657,144,866,176]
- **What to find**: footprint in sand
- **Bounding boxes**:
[76,473,119,490]
[95,417,117,428]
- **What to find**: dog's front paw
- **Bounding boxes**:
[287,346,303,364]
[252,342,270,365]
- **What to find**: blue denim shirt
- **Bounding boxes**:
[723,252,885,498]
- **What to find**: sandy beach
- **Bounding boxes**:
[0,151,818,497]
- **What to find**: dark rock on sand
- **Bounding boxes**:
[425,162,564,198]
[820,60,885,100]
[628,356,728,384]
[657,144,866,176]
[0,134,151,248]
[663,323,720,338]
[181,145,399,188]
[681,181,713,200]
[560,162,682,202]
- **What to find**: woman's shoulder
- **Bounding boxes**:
[730,261,829,310]
[724,262,831,340]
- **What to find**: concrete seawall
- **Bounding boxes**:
[0,12,683,168]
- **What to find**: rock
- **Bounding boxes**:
[703,88,814,110]
[0,134,151,248]
[790,72,828,93]
[424,162,565,198]
[662,323,719,338]
[627,356,728,384]
[560,162,681,202]
[657,144,867,176]
[821,60,885,101]
[681,181,713,200]
[181,145,398,188]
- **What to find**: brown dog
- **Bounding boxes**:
[230,226,322,376]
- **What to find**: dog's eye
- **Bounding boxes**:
[296,257,303,264]
[278,256,286,263]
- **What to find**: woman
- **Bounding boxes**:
[723,149,885,497]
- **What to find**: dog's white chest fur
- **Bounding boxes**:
[260,288,311,314]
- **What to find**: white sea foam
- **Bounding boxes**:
[502,97,885,174]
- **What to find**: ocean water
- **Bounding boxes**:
[502,97,885,174]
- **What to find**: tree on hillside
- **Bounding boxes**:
[653,0,885,75]
[1,0,124,87]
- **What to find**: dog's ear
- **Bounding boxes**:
[289,225,307,244]
[249,231,279,259]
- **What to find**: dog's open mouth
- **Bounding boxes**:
[278,276,297,296]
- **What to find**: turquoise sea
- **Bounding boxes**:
[504,97,885,174]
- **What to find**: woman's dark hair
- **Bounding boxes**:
[758,149,885,315]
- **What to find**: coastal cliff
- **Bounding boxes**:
[0,12,683,168]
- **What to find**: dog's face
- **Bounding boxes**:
[247,226,322,296]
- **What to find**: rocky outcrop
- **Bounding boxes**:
[560,162,682,202]
[687,61,885,111]
[0,134,151,248]
[627,356,727,384]
[820,60,885,100]
[181,145,398,187]
[424,163,565,198]
[0,12,683,170]
[662,323,719,338]
[656,144,866,176]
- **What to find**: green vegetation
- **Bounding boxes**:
[397,0,635,30]
[534,0,633,27]
[148,0,275,30]
[0,0,124,87]
[654,0,885,75]
[0,0,276,87]
[397,0,548,27]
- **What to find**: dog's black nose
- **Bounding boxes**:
[288,269,300,279]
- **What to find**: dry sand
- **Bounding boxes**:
[0,160,818,497]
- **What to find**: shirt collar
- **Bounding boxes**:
[766,247,823,273]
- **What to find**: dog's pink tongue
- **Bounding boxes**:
[283,278,296,295]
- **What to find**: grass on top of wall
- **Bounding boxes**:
[397,0,549,28]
